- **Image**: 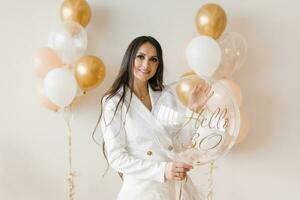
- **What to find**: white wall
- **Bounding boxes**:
[0,0,299,199]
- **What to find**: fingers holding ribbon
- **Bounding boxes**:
[165,162,193,181]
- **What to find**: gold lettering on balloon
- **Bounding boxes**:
[183,107,230,151]
[198,133,223,150]
[194,108,205,129]
[191,107,229,130]
[223,118,230,129]
[209,108,221,129]
[189,133,200,149]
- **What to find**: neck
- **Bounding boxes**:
[132,79,149,97]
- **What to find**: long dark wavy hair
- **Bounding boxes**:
[92,36,165,179]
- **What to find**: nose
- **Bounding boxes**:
[141,58,150,68]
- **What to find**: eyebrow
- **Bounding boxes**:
[137,52,158,58]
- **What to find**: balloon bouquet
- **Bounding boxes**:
[152,3,250,199]
[33,1,106,200]
[34,0,106,111]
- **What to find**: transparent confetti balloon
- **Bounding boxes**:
[49,21,87,64]
[214,32,247,78]
[153,75,240,165]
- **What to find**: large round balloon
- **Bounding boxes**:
[43,67,78,107]
[60,0,91,27]
[186,36,221,77]
[195,3,227,39]
[49,21,87,64]
[153,75,240,165]
[74,55,106,91]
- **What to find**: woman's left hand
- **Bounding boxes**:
[189,82,214,112]
[165,161,193,181]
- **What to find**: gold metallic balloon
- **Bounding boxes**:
[74,56,106,91]
[176,77,205,107]
[60,0,91,27]
[195,3,227,39]
[181,70,197,78]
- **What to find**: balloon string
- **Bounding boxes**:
[179,182,183,200]
[207,162,215,200]
[178,176,187,200]
[63,105,76,200]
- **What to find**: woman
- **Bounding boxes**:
[98,36,210,199]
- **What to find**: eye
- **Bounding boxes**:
[150,57,158,62]
[136,54,145,60]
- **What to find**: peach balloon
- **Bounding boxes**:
[38,85,60,112]
[34,47,63,79]
[39,95,60,112]
[236,110,250,144]
[219,79,242,106]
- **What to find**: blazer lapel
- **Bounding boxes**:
[148,85,161,108]
[123,85,173,149]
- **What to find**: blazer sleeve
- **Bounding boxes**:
[100,97,167,183]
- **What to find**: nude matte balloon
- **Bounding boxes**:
[39,94,60,112]
[34,47,63,79]
[236,110,250,144]
[195,3,227,39]
[38,85,60,112]
[74,56,106,91]
[60,0,91,27]
[219,79,242,106]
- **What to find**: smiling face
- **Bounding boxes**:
[133,42,159,83]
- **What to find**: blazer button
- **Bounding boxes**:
[168,145,173,151]
[147,150,153,156]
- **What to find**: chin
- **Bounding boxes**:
[134,71,154,82]
[136,75,150,82]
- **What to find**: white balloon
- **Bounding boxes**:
[186,36,221,77]
[43,67,78,107]
[49,21,87,64]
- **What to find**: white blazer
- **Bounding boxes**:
[101,85,201,200]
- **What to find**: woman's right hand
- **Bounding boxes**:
[165,161,193,181]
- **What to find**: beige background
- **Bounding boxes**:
[0,0,299,199]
